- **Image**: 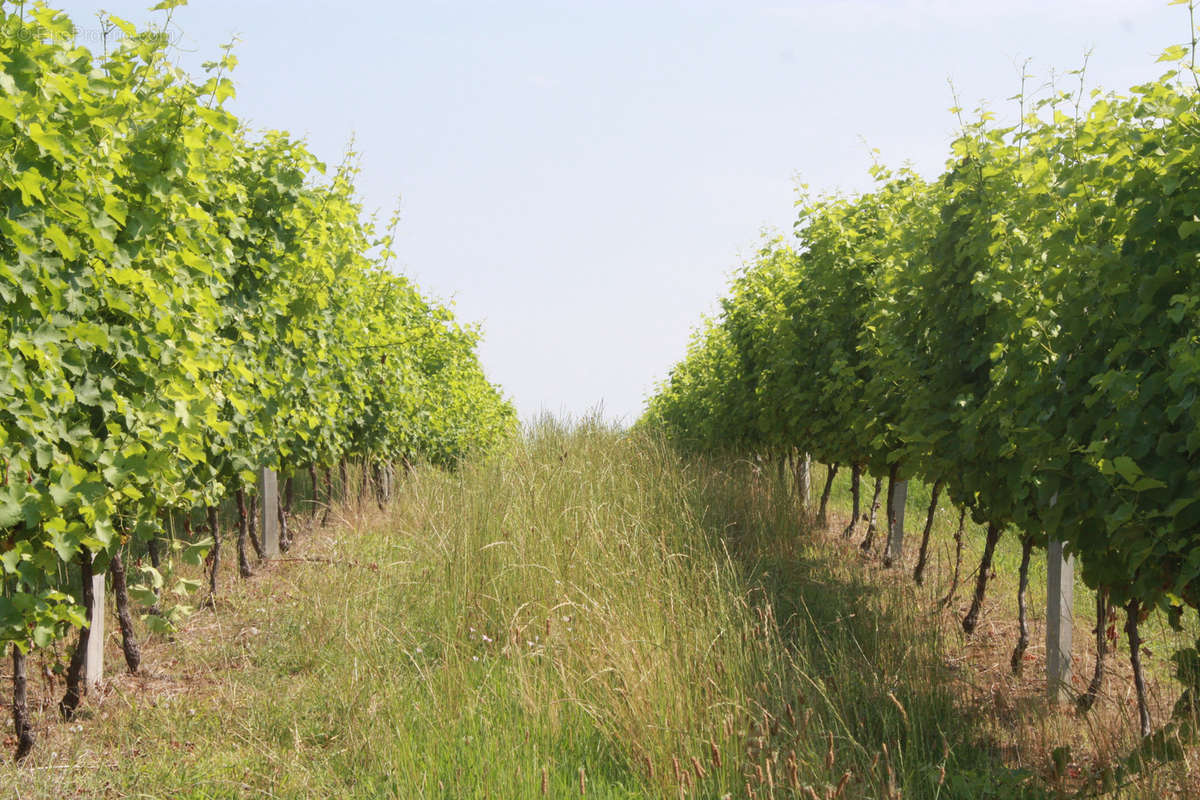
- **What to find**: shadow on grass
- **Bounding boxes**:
[685,457,1054,800]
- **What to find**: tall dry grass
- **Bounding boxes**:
[0,419,1148,798]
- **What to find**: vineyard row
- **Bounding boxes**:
[0,1,515,761]
[643,11,1200,750]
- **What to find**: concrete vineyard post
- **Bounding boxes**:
[798,453,812,510]
[259,468,280,558]
[85,572,105,688]
[884,480,908,565]
[1046,539,1074,704]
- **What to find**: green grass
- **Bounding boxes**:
[809,462,1200,793]
[0,423,1193,798]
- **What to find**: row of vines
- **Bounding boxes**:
[0,0,515,760]
[644,4,1200,753]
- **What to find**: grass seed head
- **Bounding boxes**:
[888,692,909,726]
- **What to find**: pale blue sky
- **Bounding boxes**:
[55,1,1192,422]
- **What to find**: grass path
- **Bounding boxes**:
[0,425,1195,798]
